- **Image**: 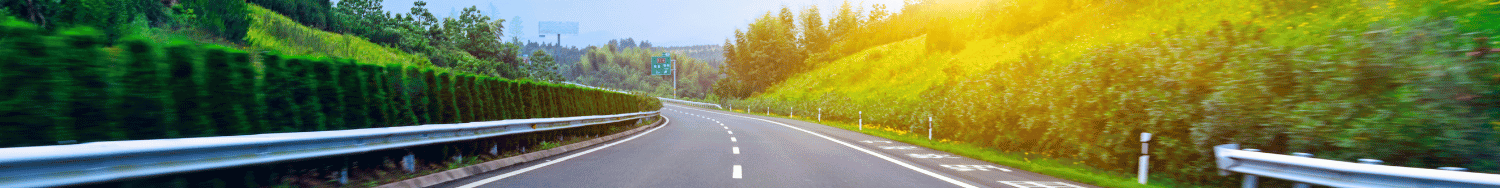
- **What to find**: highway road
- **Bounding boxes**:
[432,104,1093,188]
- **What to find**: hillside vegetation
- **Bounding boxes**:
[569,47,723,99]
[246,4,430,66]
[0,18,658,147]
[726,0,1500,185]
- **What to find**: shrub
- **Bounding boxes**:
[57,27,122,143]
[290,57,325,131]
[1,21,55,147]
[232,50,261,134]
[313,58,343,129]
[116,38,171,141]
[262,51,301,132]
[202,46,249,135]
[339,60,368,129]
[165,41,209,137]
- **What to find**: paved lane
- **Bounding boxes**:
[436,104,1086,188]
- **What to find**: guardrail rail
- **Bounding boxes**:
[657,97,722,109]
[0,111,659,187]
[1214,144,1500,188]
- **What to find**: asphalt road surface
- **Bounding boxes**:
[433,104,1093,188]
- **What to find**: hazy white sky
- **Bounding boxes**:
[379,0,905,47]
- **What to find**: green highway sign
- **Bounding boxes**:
[651,54,672,75]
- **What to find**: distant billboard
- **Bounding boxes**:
[538,21,579,35]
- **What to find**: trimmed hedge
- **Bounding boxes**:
[0,21,659,147]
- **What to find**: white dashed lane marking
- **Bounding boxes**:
[732,165,743,179]
[731,137,737,142]
[940,165,1012,172]
[879,146,920,150]
[728,131,733,134]
[732,147,740,154]
[997,181,1084,188]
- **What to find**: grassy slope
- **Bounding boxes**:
[761,0,1296,103]
[755,0,1496,186]
[245,4,429,66]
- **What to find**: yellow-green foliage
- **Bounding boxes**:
[750,0,1500,186]
[762,36,952,103]
[245,4,428,66]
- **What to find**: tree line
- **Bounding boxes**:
[568,46,723,99]
[1,0,568,82]
[717,1,891,98]
[0,19,660,148]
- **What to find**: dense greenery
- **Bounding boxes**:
[568,46,724,99]
[248,0,334,31]
[717,2,882,98]
[1,0,248,42]
[0,18,660,148]
[246,4,429,66]
[725,0,1500,186]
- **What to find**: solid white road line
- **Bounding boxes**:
[731,137,737,142]
[670,104,979,188]
[455,115,673,188]
[733,147,740,154]
[732,165,743,179]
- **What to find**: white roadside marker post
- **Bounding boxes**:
[928,116,933,140]
[817,108,822,122]
[858,111,863,131]
[1139,132,1152,185]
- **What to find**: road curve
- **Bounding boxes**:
[431,104,1091,188]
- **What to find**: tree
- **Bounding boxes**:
[829,0,863,42]
[799,5,830,57]
[509,16,524,40]
[717,11,804,98]
[527,49,563,81]
[182,0,249,41]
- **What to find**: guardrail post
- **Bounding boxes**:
[402,153,416,173]
[1240,148,1260,188]
[1291,152,1314,188]
[340,156,350,185]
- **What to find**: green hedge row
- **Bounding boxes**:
[0,21,660,148]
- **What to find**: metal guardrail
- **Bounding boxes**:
[657,97,722,109]
[0,111,659,188]
[559,82,718,109]
[562,82,630,94]
[1214,144,1500,188]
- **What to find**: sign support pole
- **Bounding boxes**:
[672,59,677,98]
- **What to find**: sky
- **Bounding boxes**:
[378,0,906,47]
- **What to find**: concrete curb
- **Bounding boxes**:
[376,116,665,188]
